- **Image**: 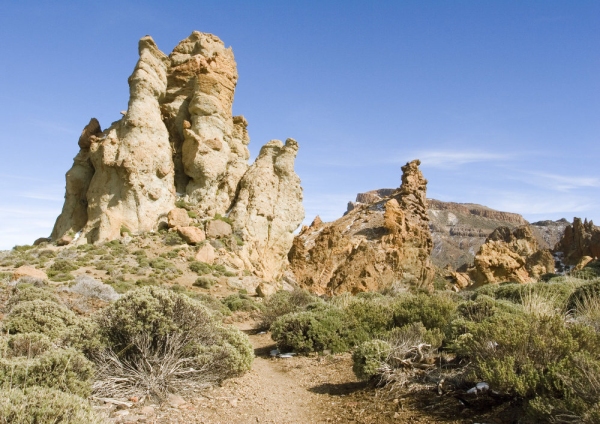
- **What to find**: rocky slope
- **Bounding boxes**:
[50,32,304,282]
[288,160,434,295]
[448,225,555,289]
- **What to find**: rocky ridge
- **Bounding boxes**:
[50,32,304,282]
[288,160,434,295]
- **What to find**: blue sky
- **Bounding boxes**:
[0,1,598,249]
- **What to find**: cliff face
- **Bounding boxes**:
[51,32,304,281]
[288,160,434,295]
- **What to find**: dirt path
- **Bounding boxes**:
[122,328,471,424]
[148,331,361,423]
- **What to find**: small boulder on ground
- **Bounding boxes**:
[33,237,51,246]
[177,226,205,244]
[56,235,73,246]
[168,208,191,228]
[206,219,233,238]
[12,265,47,281]
[256,282,278,297]
[195,243,216,264]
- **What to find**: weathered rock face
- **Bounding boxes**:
[451,225,555,288]
[555,218,600,265]
[230,139,304,281]
[51,32,304,281]
[289,160,433,295]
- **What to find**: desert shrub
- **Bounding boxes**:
[93,286,252,398]
[0,347,94,397]
[214,213,233,225]
[343,295,396,341]
[13,276,46,288]
[353,322,442,382]
[12,245,33,252]
[164,232,184,246]
[6,287,59,311]
[193,276,215,289]
[136,277,160,287]
[223,293,263,312]
[190,293,232,316]
[392,292,457,331]
[571,291,600,333]
[3,300,80,340]
[270,305,350,353]
[0,333,52,358]
[0,386,102,424]
[260,289,319,329]
[2,300,101,354]
[49,259,77,273]
[456,313,600,399]
[67,275,120,302]
[352,339,391,380]
[477,281,576,310]
[567,280,600,312]
[107,279,135,293]
[149,257,176,270]
[189,261,213,275]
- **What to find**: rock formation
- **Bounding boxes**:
[288,160,434,295]
[51,32,304,281]
[450,225,555,288]
[555,218,600,265]
[349,190,567,270]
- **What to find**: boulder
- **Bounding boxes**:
[12,266,47,281]
[56,235,73,246]
[177,226,205,244]
[206,220,232,238]
[195,243,216,264]
[168,208,191,228]
[33,237,51,246]
[256,282,278,298]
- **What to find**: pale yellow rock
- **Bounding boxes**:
[168,208,191,228]
[177,226,205,244]
[574,255,594,271]
[195,243,216,264]
[12,266,47,281]
[230,139,305,281]
[256,282,278,298]
[56,235,73,246]
[206,219,232,238]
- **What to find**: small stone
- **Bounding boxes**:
[256,282,277,298]
[229,398,238,407]
[33,237,51,246]
[140,406,155,416]
[167,393,186,408]
[129,396,139,403]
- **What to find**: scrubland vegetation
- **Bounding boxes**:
[1,237,600,423]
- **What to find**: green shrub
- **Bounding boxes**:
[0,387,103,424]
[93,287,253,398]
[0,347,94,397]
[567,280,600,312]
[476,281,576,309]
[136,277,160,287]
[49,259,77,273]
[223,294,263,312]
[214,213,233,225]
[149,257,175,270]
[12,245,33,252]
[260,289,319,329]
[352,339,391,380]
[193,276,215,289]
[6,287,60,311]
[2,300,101,355]
[164,232,184,246]
[393,292,457,331]
[3,300,80,340]
[0,333,52,358]
[189,261,213,275]
[187,210,197,219]
[271,306,350,353]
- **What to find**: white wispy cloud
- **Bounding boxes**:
[527,172,600,191]
[414,150,513,169]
